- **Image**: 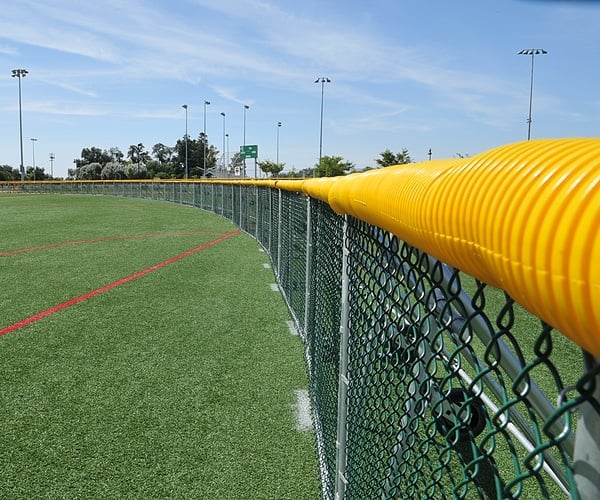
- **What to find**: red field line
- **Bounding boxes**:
[0,229,241,337]
[0,230,229,257]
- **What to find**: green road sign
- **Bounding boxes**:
[240,144,258,159]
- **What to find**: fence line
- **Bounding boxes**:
[3,138,599,499]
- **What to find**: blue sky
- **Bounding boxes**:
[1,0,599,178]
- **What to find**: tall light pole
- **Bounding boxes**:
[49,153,55,178]
[225,133,229,173]
[243,104,249,177]
[30,138,37,180]
[518,48,547,140]
[203,100,210,176]
[315,77,331,174]
[220,112,226,174]
[182,104,188,178]
[11,69,28,181]
[276,121,282,168]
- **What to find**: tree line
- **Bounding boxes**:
[70,134,218,180]
[0,134,415,180]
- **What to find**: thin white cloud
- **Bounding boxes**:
[38,77,98,98]
[23,100,108,116]
[0,0,570,131]
[181,0,526,131]
[0,2,122,63]
[0,45,18,56]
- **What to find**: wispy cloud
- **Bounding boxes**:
[0,3,122,63]
[0,0,564,129]
[23,99,108,116]
[39,77,98,98]
[183,0,524,124]
[0,44,18,56]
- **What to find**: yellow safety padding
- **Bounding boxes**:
[302,176,337,204]
[277,139,600,357]
[273,179,305,192]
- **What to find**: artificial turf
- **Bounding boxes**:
[0,194,320,499]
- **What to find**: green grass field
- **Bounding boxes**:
[0,195,320,499]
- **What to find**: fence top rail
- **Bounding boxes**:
[273,138,600,358]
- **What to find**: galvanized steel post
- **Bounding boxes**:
[335,215,351,499]
[303,197,313,340]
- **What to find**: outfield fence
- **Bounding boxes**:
[4,138,600,499]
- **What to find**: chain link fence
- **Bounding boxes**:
[4,139,600,499]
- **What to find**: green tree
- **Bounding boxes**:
[101,161,125,180]
[375,148,413,168]
[195,133,211,177]
[125,162,147,179]
[172,133,213,178]
[25,166,50,181]
[127,143,150,178]
[108,147,124,162]
[75,147,112,168]
[73,146,115,178]
[258,159,285,177]
[76,162,102,180]
[173,138,190,178]
[152,143,174,164]
[315,155,354,177]
[0,165,20,181]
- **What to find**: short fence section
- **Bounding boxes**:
[4,138,600,499]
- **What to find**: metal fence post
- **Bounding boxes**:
[238,184,242,227]
[574,354,600,499]
[335,215,351,500]
[268,188,273,255]
[277,189,283,276]
[303,197,313,340]
[255,185,259,239]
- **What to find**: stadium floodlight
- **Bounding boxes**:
[11,69,28,181]
[518,49,547,140]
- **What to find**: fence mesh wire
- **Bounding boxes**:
[6,180,600,499]
[339,217,582,499]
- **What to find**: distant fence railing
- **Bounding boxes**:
[3,138,599,499]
